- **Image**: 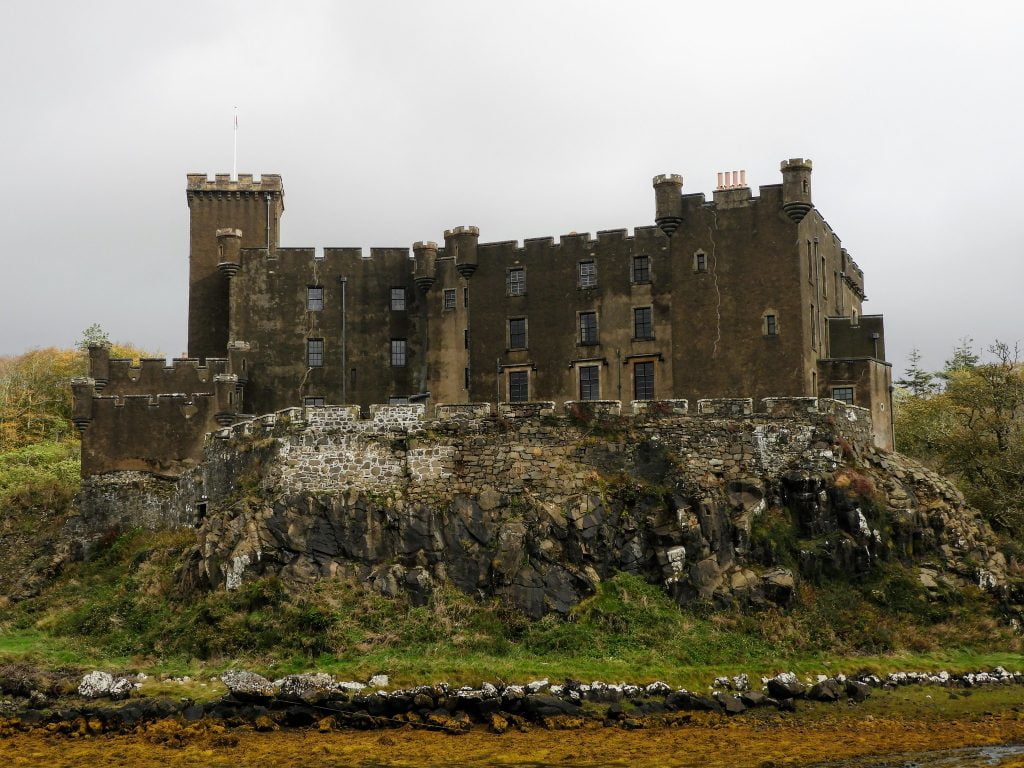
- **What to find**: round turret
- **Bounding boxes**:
[780,158,813,223]
[652,174,684,236]
[412,241,438,292]
[216,228,243,277]
[444,226,480,279]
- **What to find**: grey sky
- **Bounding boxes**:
[2,0,1021,378]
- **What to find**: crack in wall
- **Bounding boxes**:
[707,210,722,358]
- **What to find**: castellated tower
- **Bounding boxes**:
[185,174,284,359]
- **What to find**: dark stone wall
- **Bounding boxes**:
[79,394,220,476]
[228,246,423,416]
[186,174,284,361]
[827,315,886,359]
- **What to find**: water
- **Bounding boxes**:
[813,744,1024,768]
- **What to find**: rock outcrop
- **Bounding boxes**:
[156,403,1012,617]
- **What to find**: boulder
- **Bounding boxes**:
[279,673,337,702]
[808,679,843,702]
[77,671,113,699]
[766,672,806,700]
[221,670,275,700]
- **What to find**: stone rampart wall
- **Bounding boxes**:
[75,397,874,538]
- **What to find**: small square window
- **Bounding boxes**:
[390,339,407,367]
[304,397,325,407]
[391,287,406,311]
[765,314,778,336]
[632,255,650,283]
[509,318,527,349]
[507,268,526,296]
[307,286,323,311]
[443,289,456,310]
[633,307,653,340]
[634,361,655,401]
[579,311,598,345]
[579,365,600,401]
[307,338,324,368]
[694,252,707,273]
[509,370,529,402]
[831,386,855,405]
[578,260,597,289]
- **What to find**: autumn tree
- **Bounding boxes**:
[896,341,1024,533]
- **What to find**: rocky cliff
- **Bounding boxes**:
[83,398,1006,619]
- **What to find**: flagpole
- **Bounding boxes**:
[232,107,238,181]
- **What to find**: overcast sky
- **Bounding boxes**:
[2,1,1021,377]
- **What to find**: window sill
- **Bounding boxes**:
[506,293,527,298]
[577,341,599,347]
[631,337,655,343]
[630,280,651,286]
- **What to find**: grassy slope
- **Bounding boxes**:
[1,525,1020,689]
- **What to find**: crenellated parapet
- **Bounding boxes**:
[89,344,230,397]
[185,173,284,200]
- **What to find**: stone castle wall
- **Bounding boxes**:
[76,397,873,538]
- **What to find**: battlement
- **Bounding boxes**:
[98,354,229,396]
[780,158,813,171]
[185,173,283,193]
[443,225,480,238]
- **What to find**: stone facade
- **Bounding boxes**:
[71,158,895,479]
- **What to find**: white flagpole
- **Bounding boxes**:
[232,107,238,181]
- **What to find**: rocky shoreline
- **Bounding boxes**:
[2,666,1022,738]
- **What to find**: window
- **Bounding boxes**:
[578,260,597,288]
[307,338,324,368]
[694,252,707,272]
[579,311,598,345]
[509,317,527,349]
[807,241,813,283]
[810,305,817,349]
[390,339,407,367]
[507,267,526,296]
[350,368,356,389]
[634,361,655,401]
[633,306,653,339]
[304,397,325,406]
[464,367,470,390]
[443,289,456,310]
[307,286,323,311]
[632,254,650,283]
[509,370,529,402]
[765,314,778,336]
[821,256,827,298]
[579,365,600,401]
[463,287,469,307]
[831,386,855,405]
[464,329,469,349]
[391,287,406,311]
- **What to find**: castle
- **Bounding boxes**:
[72,158,893,478]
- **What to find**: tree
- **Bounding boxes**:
[895,340,1024,533]
[76,323,110,352]
[940,336,980,383]
[0,348,86,451]
[896,346,936,396]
